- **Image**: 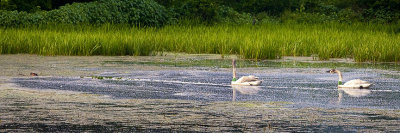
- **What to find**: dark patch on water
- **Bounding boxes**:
[12,69,400,109]
[367,115,399,120]
[261,120,379,132]
[0,122,194,133]
[8,101,38,106]
[92,102,117,106]
[330,112,399,121]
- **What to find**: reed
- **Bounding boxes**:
[0,22,399,62]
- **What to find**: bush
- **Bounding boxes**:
[178,0,220,24]
[7,0,52,12]
[364,8,396,24]
[0,10,28,27]
[337,8,360,23]
[281,11,336,24]
[215,6,252,25]
[0,0,171,27]
[256,12,280,24]
[2,0,399,26]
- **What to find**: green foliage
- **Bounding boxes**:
[219,0,299,16]
[0,0,15,10]
[255,12,280,24]
[214,6,252,25]
[1,23,399,62]
[0,0,171,27]
[0,10,28,26]
[2,0,400,26]
[337,8,360,23]
[0,0,399,63]
[51,0,95,10]
[178,0,220,24]
[155,0,399,24]
[7,0,52,12]
[281,11,336,24]
[2,0,96,12]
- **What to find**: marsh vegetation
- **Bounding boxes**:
[1,0,399,62]
[1,22,399,62]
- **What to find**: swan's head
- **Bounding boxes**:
[327,69,338,74]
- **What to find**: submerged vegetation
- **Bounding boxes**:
[0,22,399,62]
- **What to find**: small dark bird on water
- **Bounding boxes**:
[30,72,38,76]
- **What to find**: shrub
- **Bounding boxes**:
[0,0,171,27]
[215,6,252,25]
[179,0,220,24]
[256,12,280,24]
[7,0,52,12]
[337,8,360,23]
[0,10,28,27]
[281,11,335,24]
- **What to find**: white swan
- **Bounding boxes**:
[327,69,372,88]
[231,59,262,86]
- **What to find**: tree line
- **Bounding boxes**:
[0,0,399,27]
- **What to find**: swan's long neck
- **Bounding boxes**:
[336,70,343,85]
[232,59,237,81]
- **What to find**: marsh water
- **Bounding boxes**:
[12,69,400,109]
[1,54,400,132]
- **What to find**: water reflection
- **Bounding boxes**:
[231,86,261,101]
[338,88,371,104]
[340,88,371,97]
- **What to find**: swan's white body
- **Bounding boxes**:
[231,75,262,86]
[231,59,262,86]
[339,79,372,88]
[328,69,372,88]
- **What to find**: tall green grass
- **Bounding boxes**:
[1,22,399,62]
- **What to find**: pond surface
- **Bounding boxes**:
[13,68,400,109]
[1,54,400,132]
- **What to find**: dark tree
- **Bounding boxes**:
[8,0,52,12]
[52,0,95,9]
